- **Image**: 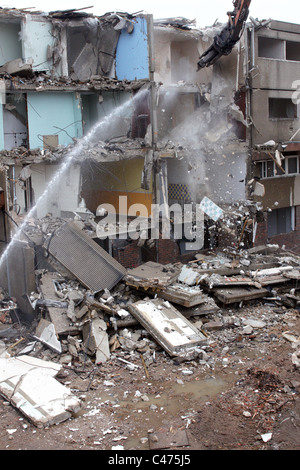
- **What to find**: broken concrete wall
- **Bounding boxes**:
[0,9,133,81]
[0,355,81,427]
[21,14,55,74]
[153,24,212,86]
[67,16,121,81]
[205,141,248,205]
[156,86,203,141]
[251,89,299,144]
[13,162,82,218]
[153,20,249,212]
[0,170,9,255]
[171,39,202,84]
[254,174,300,211]
[0,240,36,318]
[0,14,55,76]
[160,99,248,206]
[96,90,133,140]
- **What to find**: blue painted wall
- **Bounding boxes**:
[0,103,4,150]
[27,92,82,149]
[116,16,149,81]
[21,17,54,73]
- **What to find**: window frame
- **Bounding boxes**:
[257,156,300,179]
[267,206,296,237]
[268,97,298,121]
[258,36,300,63]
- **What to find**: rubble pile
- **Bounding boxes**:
[1,214,300,428]
[0,288,18,335]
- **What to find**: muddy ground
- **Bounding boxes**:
[1,302,300,453]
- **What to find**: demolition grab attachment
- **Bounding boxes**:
[197,0,251,70]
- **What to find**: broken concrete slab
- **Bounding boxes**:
[0,58,33,77]
[154,284,208,308]
[177,296,220,318]
[82,317,110,364]
[250,266,294,278]
[283,270,300,280]
[0,240,36,318]
[178,265,201,286]
[126,262,208,307]
[213,287,269,305]
[126,261,179,288]
[39,272,79,336]
[2,369,80,427]
[71,43,98,82]
[256,275,291,286]
[0,355,61,384]
[128,298,206,358]
[33,318,62,354]
[76,304,89,320]
[201,274,261,289]
[0,355,80,426]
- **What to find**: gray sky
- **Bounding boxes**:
[1,0,300,27]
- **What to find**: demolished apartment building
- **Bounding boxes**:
[0,7,156,263]
[1,7,300,428]
[0,7,299,318]
[152,16,300,255]
[1,8,300,268]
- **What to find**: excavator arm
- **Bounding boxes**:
[197,0,251,69]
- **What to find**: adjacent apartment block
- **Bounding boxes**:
[245,19,300,252]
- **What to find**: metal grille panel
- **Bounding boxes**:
[47,221,126,293]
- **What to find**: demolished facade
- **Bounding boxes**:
[1,6,300,429]
[1,8,300,266]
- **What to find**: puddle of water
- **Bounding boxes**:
[76,374,234,415]
[72,373,235,449]
[121,374,234,450]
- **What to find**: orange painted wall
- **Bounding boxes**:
[85,189,153,216]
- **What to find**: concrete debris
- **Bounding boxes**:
[0,58,33,77]
[38,272,80,336]
[178,265,201,286]
[33,318,62,354]
[1,213,300,426]
[0,355,81,427]
[82,317,110,364]
[126,261,179,288]
[128,298,206,359]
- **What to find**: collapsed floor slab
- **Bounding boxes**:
[125,261,211,307]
